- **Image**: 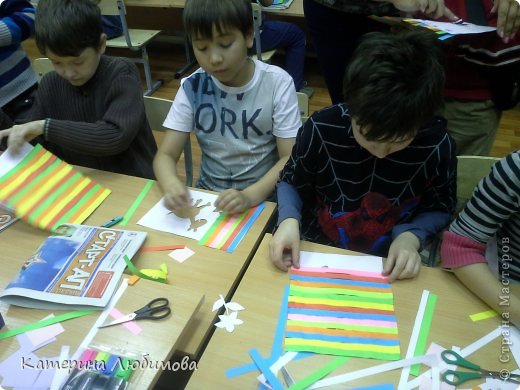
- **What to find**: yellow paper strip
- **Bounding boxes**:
[470,309,498,322]
[284,338,400,354]
[0,151,51,199]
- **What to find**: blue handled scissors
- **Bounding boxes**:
[441,349,520,385]
[99,297,171,328]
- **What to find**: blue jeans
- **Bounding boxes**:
[303,0,388,104]
[258,20,306,91]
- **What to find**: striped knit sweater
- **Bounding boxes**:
[442,151,520,281]
[0,0,37,108]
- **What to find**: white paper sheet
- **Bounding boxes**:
[407,19,496,35]
[0,142,33,177]
[298,251,383,273]
[137,190,221,240]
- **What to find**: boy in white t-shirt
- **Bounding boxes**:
[154,0,300,214]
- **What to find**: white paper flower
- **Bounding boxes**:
[214,311,244,332]
[212,294,226,312]
[225,301,245,312]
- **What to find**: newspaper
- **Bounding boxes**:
[0,203,18,233]
[0,224,146,310]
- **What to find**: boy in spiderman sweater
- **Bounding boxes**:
[270,29,457,281]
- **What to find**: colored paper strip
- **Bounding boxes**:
[226,203,265,252]
[140,245,185,252]
[398,290,430,388]
[469,309,498,322]
[120,179,154,226]
[410,293,437,376]
[0,310,95,340]
[109,308,142,335]
[0,145,110,231]
[249,349,283,390]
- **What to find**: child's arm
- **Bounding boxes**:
[0,120,46,153]
[453,263,520,327]
[215,137,295,214]
[153,130,191,211]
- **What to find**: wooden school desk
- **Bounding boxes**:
[0,222,203,389]
[78,168,276,359]
[188,234,518,388]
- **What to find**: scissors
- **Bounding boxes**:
[99,298,171,328]
[441,349,520,385]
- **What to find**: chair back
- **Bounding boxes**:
[251,3,276,62]
[296,92,309,118]
[456,155,500,211]
[98,0,162,95]
[32,57,54,82]
[98,0,121,15]
[143,96,193,186]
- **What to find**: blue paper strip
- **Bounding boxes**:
[226,202,266,253]
[288,308,397,321]
[249,349,283,390]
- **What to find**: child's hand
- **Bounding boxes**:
[389,0,458,20]
[163,179,190,211]
[383,232,421,282]
[492,0,520,43]
[0,121,45,154]
[269,218,300,272]
[215,189,252,214]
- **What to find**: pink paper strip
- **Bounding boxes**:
[209,215,238,248]
[288,314,397,328]
[109,308,142,335]
[296,267,386,279]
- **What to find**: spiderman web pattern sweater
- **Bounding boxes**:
[277,103,457,257]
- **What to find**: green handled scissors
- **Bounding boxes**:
[441,349,520,385]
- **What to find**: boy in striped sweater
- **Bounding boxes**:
[0,0,38,123]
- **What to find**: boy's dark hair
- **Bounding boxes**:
[35,0,103,56]
[344,29,445,142]
[183,0,252,40]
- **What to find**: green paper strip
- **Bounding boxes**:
[289,285,393,302]
[410,293,437,376]
[0,144,42,183]
[288,356,350,390]
[198,211,227,244]
[120,179,154,226]
[215,211,247,248]
[122,255,166,283]
[0,310,95,340]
